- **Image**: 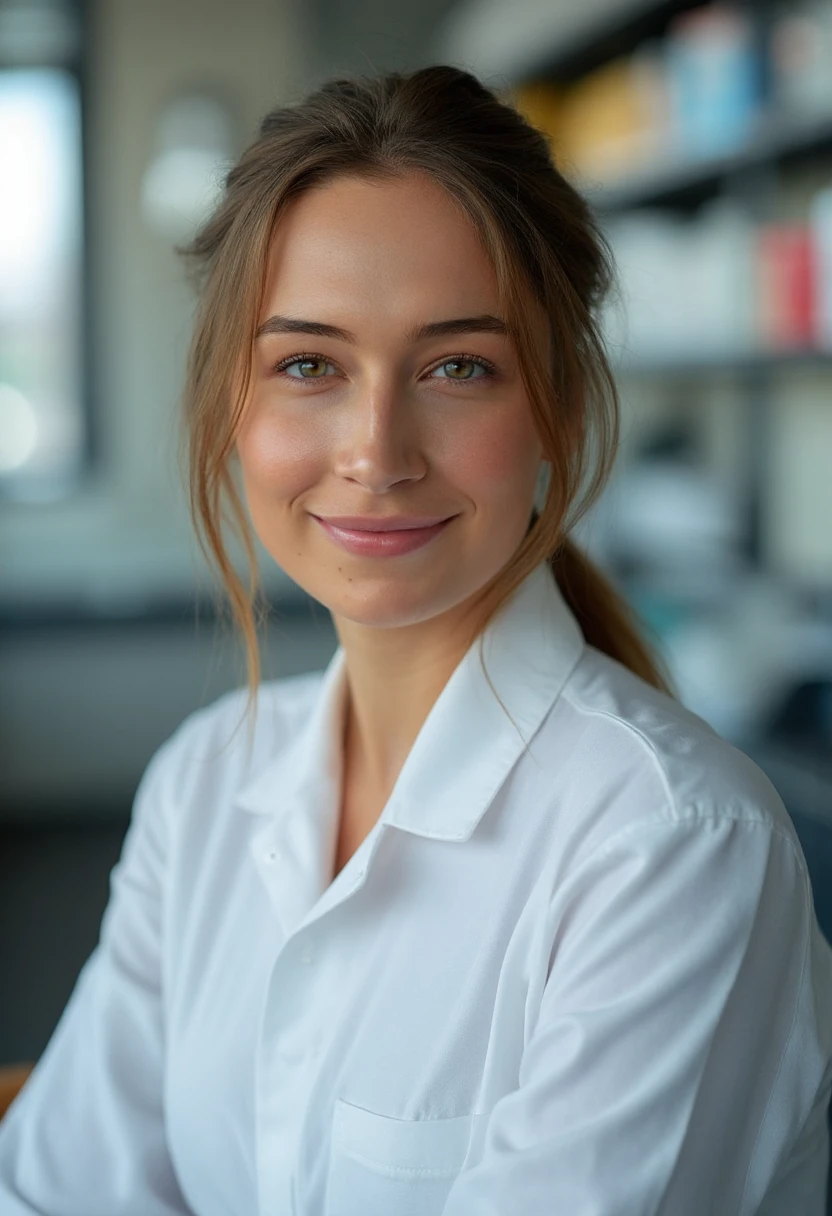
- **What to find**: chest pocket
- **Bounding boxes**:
[325,1097,489,1216]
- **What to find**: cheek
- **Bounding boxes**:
[438,410,540,499]
[235,403,327,500]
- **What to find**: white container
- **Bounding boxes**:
[771,1,832,116]
[811,186,832,349]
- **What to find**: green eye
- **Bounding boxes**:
[271,351,497,385]
[282,357,331,378]
[444,361,477,379]
[430,356,495,382]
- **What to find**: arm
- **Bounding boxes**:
[442,812,828,1215]
[0,739,194,1215]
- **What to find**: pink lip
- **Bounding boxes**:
[314,514,453,531]
[312,514,456,556]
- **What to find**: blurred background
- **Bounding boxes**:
[1,0,831,1072]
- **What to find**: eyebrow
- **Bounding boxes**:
[254,313,509,344]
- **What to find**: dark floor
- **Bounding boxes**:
[0,817,129,1064]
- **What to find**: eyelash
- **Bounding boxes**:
[269,351,498,386]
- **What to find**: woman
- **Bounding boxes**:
[1,65,830,1216]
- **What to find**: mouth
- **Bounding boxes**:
[310,513,458,557]
[311,514,456,532]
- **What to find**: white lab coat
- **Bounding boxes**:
[1,558,831,1215]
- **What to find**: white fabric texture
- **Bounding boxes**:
[1,558,831,1215]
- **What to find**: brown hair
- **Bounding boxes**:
[178,64,674,732]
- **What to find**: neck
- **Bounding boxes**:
[333,595,483,797]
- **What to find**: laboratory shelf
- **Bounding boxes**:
[438,0,696,88]
[611,348,832,379]
[585,111,832,214]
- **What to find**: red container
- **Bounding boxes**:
[756,224,818,350]
[759,224,817,352]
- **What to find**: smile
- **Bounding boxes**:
[311,515,456,557]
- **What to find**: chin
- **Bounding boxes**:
[293,561,476,631]
[322,579,453,630]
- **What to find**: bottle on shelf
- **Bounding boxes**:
[811,186,832,349]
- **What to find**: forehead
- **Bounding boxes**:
[261,171,502,319]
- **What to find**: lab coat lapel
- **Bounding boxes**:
[241,647,349,936]
[380,559,585,842]
[238,559,585,936]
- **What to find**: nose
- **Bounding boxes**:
[333,379,426,494]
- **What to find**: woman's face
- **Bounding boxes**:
[235,169,546,632]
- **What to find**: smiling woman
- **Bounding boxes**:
[178,67,673,733]
[1,64,831,1216]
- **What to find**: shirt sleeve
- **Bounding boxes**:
[0,737,193,1216]
[441,811,826,1216]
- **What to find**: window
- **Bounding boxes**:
[0,0,85,501]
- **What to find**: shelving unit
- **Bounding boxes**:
[440,0,696,87]
[583,110,832,212]
[613,348,832,377]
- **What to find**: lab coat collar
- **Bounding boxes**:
[235,559,585,845]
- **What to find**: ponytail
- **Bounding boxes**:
[553,537,675,697]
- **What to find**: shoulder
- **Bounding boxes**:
[539,649,830,1009]
[546,643,800,862]
[134,667,326,816]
